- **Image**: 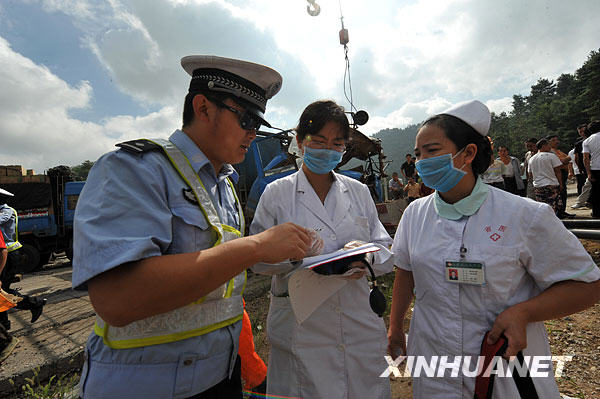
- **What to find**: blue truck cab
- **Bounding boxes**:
[1,167,85,273]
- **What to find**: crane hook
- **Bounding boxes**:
[306,0,321,16]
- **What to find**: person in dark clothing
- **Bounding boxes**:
[0,190,46,331]
[400,154,416,180]
[547,135,575,218]
[573,124,590,195]
[0,230,18,363]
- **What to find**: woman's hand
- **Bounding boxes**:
[341,261,367,280]
[487,304,530,358]
[387,329,407,359]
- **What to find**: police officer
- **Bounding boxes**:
[72,55,313,398]
[0,188,45,331]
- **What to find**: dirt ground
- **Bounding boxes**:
[246,239,600,398]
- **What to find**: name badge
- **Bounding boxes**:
[445,260,486,285]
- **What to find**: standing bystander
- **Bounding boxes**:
[583,121,600,218]
[528,139,564,216]
[523,138,538,199]
[548,135,574,218]
[497,145,525,195]
[0,190,45,332]
[573,125,590,195]
[400,154,416,180]
[480,137,504,189]
[0,228,18,363]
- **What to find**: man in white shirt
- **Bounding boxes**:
[583,121,600,217]
[528,138,563,216]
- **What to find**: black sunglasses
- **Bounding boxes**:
[213,100,262,131]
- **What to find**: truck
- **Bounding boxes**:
[0,165,84,273]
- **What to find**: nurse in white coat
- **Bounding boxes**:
[388,100,600,398]
[251,100,393,398]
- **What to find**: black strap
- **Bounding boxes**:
[474,331,539,399]
[511,351,539,399]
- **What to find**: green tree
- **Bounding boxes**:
[71,160,94,181]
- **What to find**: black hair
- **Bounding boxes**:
[405,154,412,157]
[526,137,538,144]
[295,100,350,141]
[182,90,233,128]
[578,124,588,130]
[420,114,493,177]
[545,134,559,140]
[497,144,509,151]
[582,126,590,138]
[536,138,549,149]
[588,120,600,135]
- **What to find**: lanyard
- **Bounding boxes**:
[459,217,470,259]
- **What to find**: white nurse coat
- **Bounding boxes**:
[250,169,394,399]
[392,185,600,398]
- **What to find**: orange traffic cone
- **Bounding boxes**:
[239,300,267,391]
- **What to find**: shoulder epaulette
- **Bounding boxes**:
[116,139,162,154]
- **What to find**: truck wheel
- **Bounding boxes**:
[15,244,41,274]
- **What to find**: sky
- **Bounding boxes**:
[1,0,599,173]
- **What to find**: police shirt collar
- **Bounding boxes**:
[169,130,239,183]
[433,177,489,220]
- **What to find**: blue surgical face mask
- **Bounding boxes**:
[302,146,343,174]
[415,149,466,193]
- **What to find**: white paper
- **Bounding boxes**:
[287,242,383,324]
[288,269,348,324]
[301,242,381,270]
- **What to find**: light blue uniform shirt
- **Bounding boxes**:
[72,130,242,399]
[0,204,19,250]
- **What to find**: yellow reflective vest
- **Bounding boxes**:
[94,139,246,349]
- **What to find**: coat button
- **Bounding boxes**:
[183,359,193,366]
[338,344,345,351]
[330,234,336,240]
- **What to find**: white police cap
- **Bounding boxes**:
[181,55,282,127]
[440,100,491,136]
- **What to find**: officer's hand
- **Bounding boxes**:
[254,223,312,264]
[488,304,530,358]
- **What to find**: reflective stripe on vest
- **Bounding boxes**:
[94,138,247,349]
[6,206,22,252]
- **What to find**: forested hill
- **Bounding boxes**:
[370,48,600,169]
[372,125,419,175]
[489,49,599,160]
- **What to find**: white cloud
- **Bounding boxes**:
[361,96,452,134]
[486,97,513,116]
[0,36,179,172]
